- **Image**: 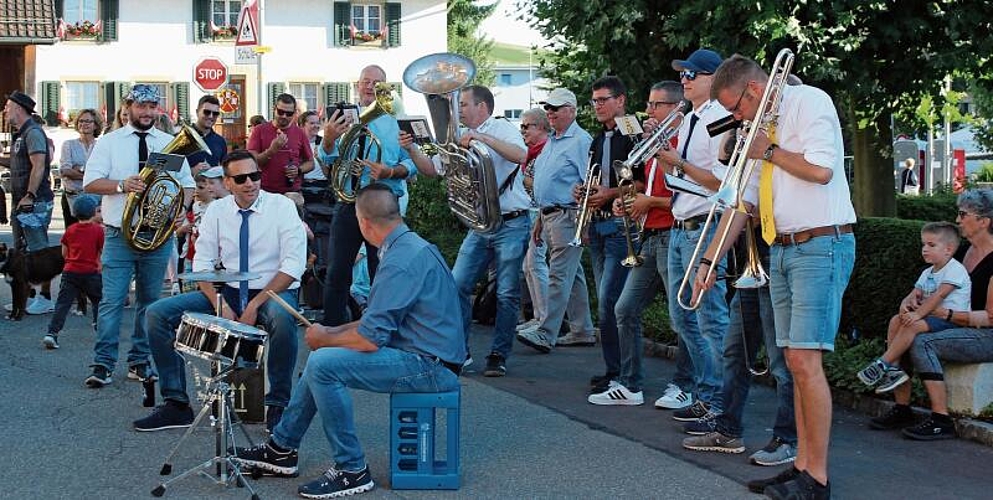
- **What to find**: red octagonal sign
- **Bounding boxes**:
[194,58,229,92]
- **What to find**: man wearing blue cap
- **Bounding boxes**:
[82,84,196,388]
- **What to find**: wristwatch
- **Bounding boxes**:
[116,180,125,193]
[763,144,778,161]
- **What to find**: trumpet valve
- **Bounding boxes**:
[621,255,644,268]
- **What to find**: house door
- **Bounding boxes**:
[218,75,247,150]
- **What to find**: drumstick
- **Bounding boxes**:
[265,290,313,327]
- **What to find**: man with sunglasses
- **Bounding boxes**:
[517,88,597,354]
[248,93,314,206]
[186,95,229,176]
[136,149,307,432]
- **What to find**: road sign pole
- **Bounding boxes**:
[257,0,264,118]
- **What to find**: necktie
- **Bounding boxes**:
[760,125,778,244]
[136,132,149,167]
[238,209,251,311]
[672,113,699,208]
[600,130,613,187]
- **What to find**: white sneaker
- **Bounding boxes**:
[515,318,540,332]
[5,297,38,312]
[588,381,644,406]
[655,383,693,410]
[26,296,55,315]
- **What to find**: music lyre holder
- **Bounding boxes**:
[153,270,262,499]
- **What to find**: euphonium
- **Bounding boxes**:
[569,153,598,247]
[121,124,210,252]
[329,82,395,204]
[403,52,502,233]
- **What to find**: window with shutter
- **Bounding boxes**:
[322,82,352,106]
[171,82,191,125]
[39,81,61,126]
[100,0,118,41]
[333,1,351,47]
[192,0,210,43]
[267,83,286,114]
[103,81,129,127]
[385,2,401,47]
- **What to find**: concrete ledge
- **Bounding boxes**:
[945,362,993,417]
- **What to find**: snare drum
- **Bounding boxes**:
[175,312,268,366]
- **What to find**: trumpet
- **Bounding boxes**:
[676,48,794,311]
[612,160,643,267]
[569,153,599,248]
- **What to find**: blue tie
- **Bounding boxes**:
[239,209,251,311]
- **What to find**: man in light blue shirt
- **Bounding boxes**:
[233,184,463,498]
[517,88,597,353]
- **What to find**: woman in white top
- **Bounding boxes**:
[61,109,103,226]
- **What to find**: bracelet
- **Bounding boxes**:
[946,309,954,322]
[699,257,713,267]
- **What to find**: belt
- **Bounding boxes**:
[673,214,708,231]
[540,205,575,215]
[591,209,615,221]
[774,224,853,246]
[502,210,527,221]
[642,227,671,238]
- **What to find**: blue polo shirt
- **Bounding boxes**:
[356,223,466,364]
[532,119,593,208]
[186,129,228,168]
[317,113,415,198]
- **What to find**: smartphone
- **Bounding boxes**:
[326,102,359,125]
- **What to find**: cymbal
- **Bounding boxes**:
[177,270,261,283]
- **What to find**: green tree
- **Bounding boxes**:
[448,0,498,86]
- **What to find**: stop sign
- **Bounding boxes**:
[193,58,229,92]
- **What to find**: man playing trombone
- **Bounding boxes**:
[696,53,856,499]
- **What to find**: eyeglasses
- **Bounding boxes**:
[726,84,749,114]
[275,109,295,117]
[957,210,987,219]
[201,109,221,117]
[543,104,567,112]
[589,96,616,107]
[77,118,95,124]
[520,123,537,131]
[229,171,262,184]
[647,101,679,109]
[680,70,712,81]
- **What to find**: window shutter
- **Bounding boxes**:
[40,81,61,126]
[267,82,286,114]
[192,0,211,43]
[103,81,128,122]
[390,82,403,98]
[171,82,191,125]
[55,0,64,18]
[333,2,351,47]
[322,82,351,105]
[100,0,119,41]
[385,2,401,47]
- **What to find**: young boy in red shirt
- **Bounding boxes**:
[44,195,104,349]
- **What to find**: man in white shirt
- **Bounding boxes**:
[134,149,308,432]
[82,84,195,389]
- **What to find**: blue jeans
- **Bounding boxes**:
[588,218,632,375]
[715,288,796,442]
[667,224,729,408]
[452,216,530,359]
[91,227,173,372]
[536,209,595,345]
[272,346,459,471]
[910,328,993,380]
[615,230,670,392]
[146,288,300,407]
[12,200,54,251]
[523,209,549,322]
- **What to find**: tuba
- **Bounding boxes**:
[403,52,503,233]
[329,83,395,203]
[121,124,210,252]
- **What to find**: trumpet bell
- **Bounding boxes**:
[733,272,768,289]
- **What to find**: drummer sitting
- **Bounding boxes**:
[135,150,307,432]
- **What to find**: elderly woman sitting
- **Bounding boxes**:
[871,189,993,439]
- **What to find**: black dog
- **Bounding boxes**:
[0,242,65,320]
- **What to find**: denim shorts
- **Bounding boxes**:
[923,316,957,333]
[769,233,855,351]
[14,200,54,252]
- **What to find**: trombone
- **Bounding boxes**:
[676,48,795,311]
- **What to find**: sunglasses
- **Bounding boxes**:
[957,210,986,219]
[275,109,295,117]
[589,95,616,107]
[543,104,566,112]
[680,70,712,81]
[229,171,262,184]
[520,123,537,131]
[201,109,221,117]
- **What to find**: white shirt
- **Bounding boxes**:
[767,85,857,232]
[83,124,195,227]
[671,100,731,220]
[915,258,972,312]
[193,190,307,290]
[304,138,327,180]
[467,116,531,214]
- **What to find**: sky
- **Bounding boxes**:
[477,0,547,47]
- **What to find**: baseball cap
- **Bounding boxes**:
[124,84,161,104]
[672,49,724,73]
[72,194,100,220]
[540,88,578,108]
[200,166,224,179]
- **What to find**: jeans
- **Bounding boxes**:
[667,224,729,409]
[523,209,549,322]
[47,271,101,334]
[91,228,173,372]
[910,328,993,380]
[588,218,631,375]
[325,203,379,326]
[146,288,300,407]
[615,230,670,392]
[272,346,459,471]
[452,216,530,359]
[715,288,796,442]
[11,200,54,251]
[536,209,594,345]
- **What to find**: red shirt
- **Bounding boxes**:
[247,122,313,193]
[61,221,104,274]
[644,157,675,229]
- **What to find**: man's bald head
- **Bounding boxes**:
[355,184,401,226]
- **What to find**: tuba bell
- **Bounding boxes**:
[403,52,503,233]
[121,124,210,252]
[329,83,396,204]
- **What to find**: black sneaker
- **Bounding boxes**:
[869,404,915,430]
[747,466,800,493]
[128,364,158,382]
[589,372,618,393]
[266,405,285,434]
[233,440,299,477]
[902,414,956,441]
[298,465,375,499]
[43,334,59,350]
[483,353,506,377]
[133,401,194,432]
[764,470,830,500]
[682,412,718,435]
[672,401,710,422]
[85,366,112,388]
